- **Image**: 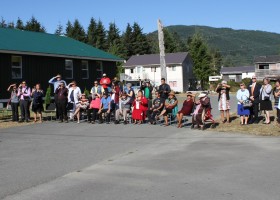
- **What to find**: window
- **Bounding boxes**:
[96,61,103,79]
[130,69,134,74]
[11,56,22,79]
[65,59,73,79]
[168,66,176,71]
[136,66,141,73]
[258,64,269,69]
[169,81,177,87]
[81,60,89,79]
[151,67,156,72]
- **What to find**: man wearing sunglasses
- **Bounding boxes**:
[247,75,261,124]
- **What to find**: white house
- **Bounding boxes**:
[122,52,195,92]
[220,66,255,82]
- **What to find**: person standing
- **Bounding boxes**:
[259,78,272,124]
[236,83,250,125]
[247,75,262,124]
[125,83,135,102]
[90,81,103,98]
[7,83,19,122]
[158,78,171,99]
[111,81,120,111]
[273,79,280,124]
[31,84,44,123]
[216,80,231,123]
[55,82,68,123]
[48,74,67,120]
[100,73,111,93]
[132,90,148,124]
[67,81,82,121]
[141,81,153,116]
[17,81,31,122]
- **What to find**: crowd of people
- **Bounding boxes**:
[5,73,280,130]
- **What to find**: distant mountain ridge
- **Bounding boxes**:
[149,25,280,66]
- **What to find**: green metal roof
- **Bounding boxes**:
[0,27,123,61]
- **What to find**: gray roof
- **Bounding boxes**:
[254,55,280,63]
[220,66,255,74]
[123,52,189,67]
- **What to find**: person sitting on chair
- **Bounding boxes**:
[98,92,111,124]
[192,92,211,130]
[115,92,131,125]
[148,91,164,125]
[157,91,178,126]
[176,92,195,128]
[87,94,101,124]
[72,94,89,124]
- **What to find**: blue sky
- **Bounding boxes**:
[1,0,280,34]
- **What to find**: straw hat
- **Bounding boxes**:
[169,91,175,96]
[186,92,195,97]
[198,93,207,98]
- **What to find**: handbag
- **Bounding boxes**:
[264,96,270,101]
[66,102,74,111]
[242,100,252,108]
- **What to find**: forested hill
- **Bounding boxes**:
[148,25,280,66]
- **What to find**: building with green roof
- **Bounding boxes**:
[0,27,123,98]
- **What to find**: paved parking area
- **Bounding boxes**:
[1,121,280,200]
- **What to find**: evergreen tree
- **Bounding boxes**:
[7,22,15,28]
[54,23,64,35]
[44,86,52,107]
[65,20,73,37]
[95,19,107,50]
[163,29,178,53]
[0,17,7,28]
[25,16,46,32]
[70,19,86,42]
[131,22,151,55]
[210,49,222,75]
[87,17,97,46]
[107,22,124,56]
[187,33,213,89]
[172,31,187,52]
[122,23,134,59]
[15,17,25,30]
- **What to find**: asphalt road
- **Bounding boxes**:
[1,121,280,200]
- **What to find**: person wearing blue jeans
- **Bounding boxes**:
[98,92,111,124]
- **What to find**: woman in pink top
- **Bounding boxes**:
[87,94,101,124]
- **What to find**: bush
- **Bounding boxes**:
[84,87,90,97]
[44,85,52,106]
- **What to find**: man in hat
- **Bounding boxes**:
[49,74,67,120]
[100,73,111,93]
[157,91,178,126]
[115,92,131,125]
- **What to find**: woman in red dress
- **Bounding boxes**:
[176,92,195,128]
[132,90,148,124]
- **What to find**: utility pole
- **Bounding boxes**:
[157,19,167,81]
